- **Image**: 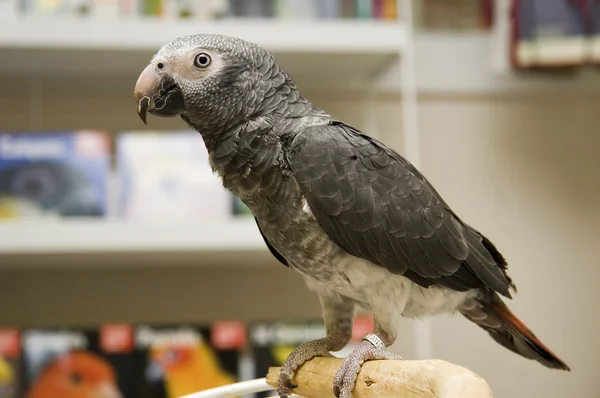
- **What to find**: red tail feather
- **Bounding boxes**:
[462,291,570,371]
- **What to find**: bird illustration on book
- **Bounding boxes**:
[149,343,237,397]
[26,351,122,398]
[134,33,571,398]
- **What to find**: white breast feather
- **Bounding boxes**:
[337,255,477,319]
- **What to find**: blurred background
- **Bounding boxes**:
[0,0,598,397]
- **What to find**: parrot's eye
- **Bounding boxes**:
[194,53,211,69]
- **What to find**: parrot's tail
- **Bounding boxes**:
[460,290,570,371]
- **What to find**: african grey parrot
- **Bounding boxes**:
[133,34,570,397]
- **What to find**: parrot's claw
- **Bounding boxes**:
[277,373,298,398]
[277,337,334,397]
[332,340,403,398]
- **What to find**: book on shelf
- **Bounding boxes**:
[132,322,246,398]
[115,130,232,222]
[0,131,111,220]
[510,0,590,69]
[20,326,133,398]
[11,321,248,398]
[0,328,21,398]
[12,0,398,20]
[19,0,130,17]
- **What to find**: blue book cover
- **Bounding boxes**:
[0,131,110,219]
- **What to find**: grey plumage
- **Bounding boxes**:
[288,122,514,296]
[134,33,570,397]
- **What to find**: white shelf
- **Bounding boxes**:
[0,17,406,53]
[376,33,600,95]
[0,218,279,269]
[0,18,406,91]
[0,218,264,253]
[3,17,598,95]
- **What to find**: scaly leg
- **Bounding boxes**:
[332,321,403,398]
[278,292,355,398]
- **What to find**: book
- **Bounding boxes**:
[588,0,600,63]
[355,0,371,19]
[382,0,397,20]
[316,0,340,19]
[21,327,131,398]
[164,0,228,19]
[131,322,246,397]
[0,329,21,398]
[0,131,110,219]
[116,131,231,222]
[20,0,122,17]
[228,0,274,17]
[511,0,589,68]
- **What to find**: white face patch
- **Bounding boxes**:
[152,45,226,88]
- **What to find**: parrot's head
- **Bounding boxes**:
[134,33,286,134]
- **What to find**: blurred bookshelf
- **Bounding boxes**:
[2,4,596,396]
[2,0,599,272]
[0,218,276,269]
[0,1,416,271]
[0,18,407,93]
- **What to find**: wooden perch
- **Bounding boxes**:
[266,357,493,398]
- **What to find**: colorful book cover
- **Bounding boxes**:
[340,0,355,18]
[511,0,589,68]
[381,0,397,20]
[372,0,382,19]
[355,0,371,19]
[139,0,164,16]
[249,314,374,398]
[21,0,65,15]
[164,0,228,19]
[131,322,246,397]
[116,131,231,222]
[0,131,110,219]
[20,327,130,398]
[0,329,21,398]
[99,324,137,398]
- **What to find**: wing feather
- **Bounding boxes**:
[288,121,513,297]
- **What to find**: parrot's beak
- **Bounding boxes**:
[134,64,186,124]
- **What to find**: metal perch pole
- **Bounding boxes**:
[178,357,493,398]
[176,377,283,398]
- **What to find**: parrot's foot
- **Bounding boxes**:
[277,334,348,398]
[332,335,403,398]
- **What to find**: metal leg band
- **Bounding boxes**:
[362,333,385,349]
